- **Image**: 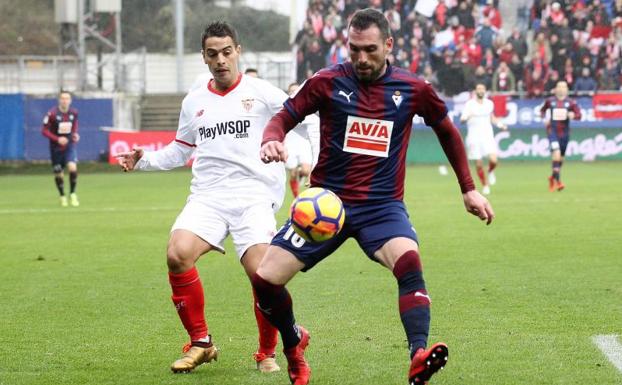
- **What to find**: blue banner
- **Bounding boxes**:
[413,96,620,130]
[0,94,25,160]
[24,97,112,161]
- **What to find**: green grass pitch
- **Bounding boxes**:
[0,162,620,385]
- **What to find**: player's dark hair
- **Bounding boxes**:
[245,68,258,74]
[59,89,72,97]
[201,21,239,50]
[349,8,391,40]
[475,82,487,89]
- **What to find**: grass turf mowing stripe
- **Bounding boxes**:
[592,335,622,373]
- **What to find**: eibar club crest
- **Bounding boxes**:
[392,90,403,107]
[241,98,254,112]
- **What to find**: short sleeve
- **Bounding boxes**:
[416,81,448,127]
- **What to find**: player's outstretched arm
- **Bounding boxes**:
[116,147,144,172]
[463,190,495,225]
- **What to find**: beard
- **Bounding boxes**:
[355,64,383,83]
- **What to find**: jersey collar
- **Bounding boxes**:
[208,73,242,96]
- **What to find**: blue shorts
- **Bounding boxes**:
[271,200,418,271]
[548,135,569,156]
[50,144,78,171]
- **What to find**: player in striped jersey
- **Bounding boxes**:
[116,22,287,374]
[540,81,581,191]
[41,90,80,207]
[252,9,494,385]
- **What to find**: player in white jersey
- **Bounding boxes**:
[283,82,320,197]
[116,22,286,375]
[460,83,507,195]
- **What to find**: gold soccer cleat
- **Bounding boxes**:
[254,352,281,373]
[170,343,219,373]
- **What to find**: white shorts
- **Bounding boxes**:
[466,134,497,160]
[285,132,312,170]
[171,195,277,259]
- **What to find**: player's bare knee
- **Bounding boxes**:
[375,237,420,270]
[166,242,194,272]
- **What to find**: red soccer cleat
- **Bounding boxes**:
[548,176,556,192]
[556,180,565,191]
[283,326,310,385]
[408,342,448,385]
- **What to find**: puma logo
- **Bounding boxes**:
[339,90,354,103]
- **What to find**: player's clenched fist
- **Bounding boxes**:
[260,140,288,163]
[116,147,144,172]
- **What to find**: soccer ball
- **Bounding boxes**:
[290,187,345,243]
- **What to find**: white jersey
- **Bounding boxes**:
[286,113,320,167]
[136,74,288,209]
[462,98,494,139]
[188,72,212,93]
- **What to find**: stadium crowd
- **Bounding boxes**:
[293,0,622,96]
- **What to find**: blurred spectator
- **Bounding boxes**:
[529,32,552,65]
[475,18,498,51]
[492,61,516,92]
[497,42,516,64]
[590,0,611,26]
[525,67,547,97]
[453,1,476,30]
[465,37,483,67]
[573,67,598,93]
[508,54,525,90]
[436,0,449,28]
[507,28,529,58]
[545,70,561,93]
[483,0,503,29]
[598,60,621,89]
[322,16,338,48]
[481,47,498,76]
[472,65,492,89]
[562,58,575,89]
[549,34,567,75]
[309,2,324,36]
[327,38,348,65]
[548,2,565,25]
[437,51,466,95]
[306,40,325,75]
[384,5,401,34]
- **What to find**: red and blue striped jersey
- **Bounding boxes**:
[41,106,79,147]
[540,97,581,139]
[281,62,447,204]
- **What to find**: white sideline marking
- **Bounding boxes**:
[593,335,622,373]
[0,206,178,215]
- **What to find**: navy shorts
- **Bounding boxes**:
[548,135,569,156]
[271,200,418,271]
[50,144,78,171]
